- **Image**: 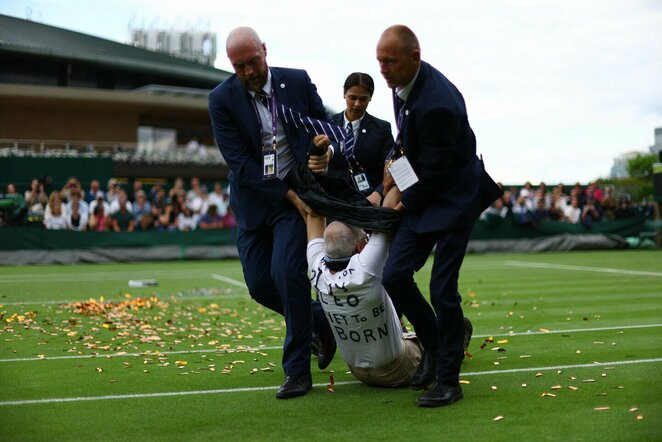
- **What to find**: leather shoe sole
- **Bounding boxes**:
[417,383,463,407]
[276,374,312,399]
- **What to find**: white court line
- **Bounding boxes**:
[504,260,662,277]
[1,357,660,407]
[211,274,248,288]
[2,323,660,363]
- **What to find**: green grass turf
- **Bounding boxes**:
[0,249,660,441]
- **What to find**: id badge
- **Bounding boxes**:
[387,156,419,191]
[262,146,277,180]
[352,171,370,193]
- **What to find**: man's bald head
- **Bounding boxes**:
[324,221,364,259]
[226,26,269,92]
[376,25,421,90]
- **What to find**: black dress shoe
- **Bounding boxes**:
[410,350,437,390]
[417,382,463,407]
[276,374,312,399]
[317,325,337,370]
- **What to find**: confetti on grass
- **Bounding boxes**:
[493,416,504,421]
[327,375,335,393]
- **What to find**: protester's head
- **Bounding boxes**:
[324,221,366,259]
[376,25,421,89]
[343,72,374,122]
[226,27,268,92]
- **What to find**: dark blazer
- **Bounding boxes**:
[208,67,329,230]
[328,112,394,193]
[397,61,501,233]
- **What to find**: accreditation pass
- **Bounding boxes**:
[387,156,419,191]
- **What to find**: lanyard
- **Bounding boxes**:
[250,88,278,149]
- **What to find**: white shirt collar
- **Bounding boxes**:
[343,114,364,131]
[395,65,421,102]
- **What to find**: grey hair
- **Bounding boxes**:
[324,221,363,259]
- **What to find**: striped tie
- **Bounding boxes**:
[256,91,347,144]
[343,122,356,158]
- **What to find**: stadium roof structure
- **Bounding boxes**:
[0,13,230,86]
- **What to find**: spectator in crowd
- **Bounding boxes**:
[66,200,88,231]
[547,198,564,221]
[106,178,120,204]
[580,196,602,228]
[88,204,110,231]
[158,197,180,231]
[551,185,569,212]
[60,177,82,203]
[563,196,582,224]
[479,197,509,226]
[198,204,225,229]
[501,190,514,212]
[512,196,534,225]
[189,184,210,215]
[65,189,89,218]
[531,198,550,227]
[85,179,103,204]
[44,190,62,219]
[519,181,534,202]
[1,184,26,226]
[132,190,153,230]
[109,189,133,215]
[24,178,48,215]
[600,185,617,220]
[186,177,202,206]
[89,192,111,217]
[43,200,67,230]
[208,181,229,216]
[177,205,199,231]
[128,179,144,203]
[221,206,237,229]
[168,177,185,200]
[614,197,636,219]
[110,191,135,232]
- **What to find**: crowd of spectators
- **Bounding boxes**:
[480,181,652,229]
[0,176,236,232]
[1,178,655,232]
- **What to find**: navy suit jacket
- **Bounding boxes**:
[397,61,501,233]
[328,111,394,193]
[208,67,329,230]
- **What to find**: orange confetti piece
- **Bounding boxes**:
[550,385,562,390]
[496,339,508,344]
[459,380,470,385]
[327,374,335,393]
[568,386,578,391]
[636,415,644,421]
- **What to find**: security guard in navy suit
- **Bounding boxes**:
[376,25,502,407]
[208,27,336,399]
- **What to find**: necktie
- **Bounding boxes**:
[254,91,347,144]
[343,122,356,158]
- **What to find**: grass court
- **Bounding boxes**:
[0,249,660,440]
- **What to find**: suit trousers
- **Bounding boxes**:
[382,216,472,385]
[236,201,322,376]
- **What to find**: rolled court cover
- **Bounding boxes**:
[287,163,401,232]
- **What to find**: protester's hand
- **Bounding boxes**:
[308,135,331,174]
[285,189,312,219]
[366,191,381,207]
